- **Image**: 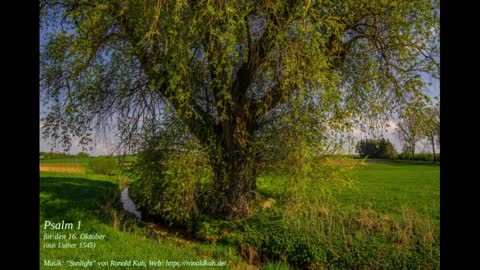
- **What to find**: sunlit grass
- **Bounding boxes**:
[40,164,86,174]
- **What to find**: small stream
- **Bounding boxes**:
[120,187,142,219]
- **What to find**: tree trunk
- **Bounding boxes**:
[210,111,258,219]
[210,144,257,219]
[430,134,436,162]
[225,152,257,218]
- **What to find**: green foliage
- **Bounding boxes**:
[241,208,324,267]
[356,139,398,159]
[257,89,363,199]
[88,158,118,175]
[126,127,214,224]
[188,216,236,244]
[194,221,222,243]
[128,150,213,224]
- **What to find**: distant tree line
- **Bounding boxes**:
[356,139,398,159]
[355,138,440,162]
[40,151,90,159]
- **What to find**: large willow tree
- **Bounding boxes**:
[41,0,439,218]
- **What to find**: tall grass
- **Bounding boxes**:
[239,203,439,269]
[88,158,118,175]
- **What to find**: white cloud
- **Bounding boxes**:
[94,143,116,155]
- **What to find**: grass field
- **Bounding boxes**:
[40,157,124,175]
[258,159,439,220]
[40,158,439,269]
[40,172,244,269]
[255,158,439,268]
[337,159,440,222]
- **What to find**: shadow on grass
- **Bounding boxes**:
[40,176,117,221]
[40,175,202,247]
[40,175,202,243]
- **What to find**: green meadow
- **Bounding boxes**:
[337,159,440,222]
[40,158,439,269]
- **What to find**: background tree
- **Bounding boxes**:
[421,101,440,162]
[356,138,398,159]
[40,0,439,219]
[396,112,423,157]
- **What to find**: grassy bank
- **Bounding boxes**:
[40,172,244,269]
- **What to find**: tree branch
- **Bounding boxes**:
[115,8,215,146]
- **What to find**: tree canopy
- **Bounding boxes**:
[41,0,439,218]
